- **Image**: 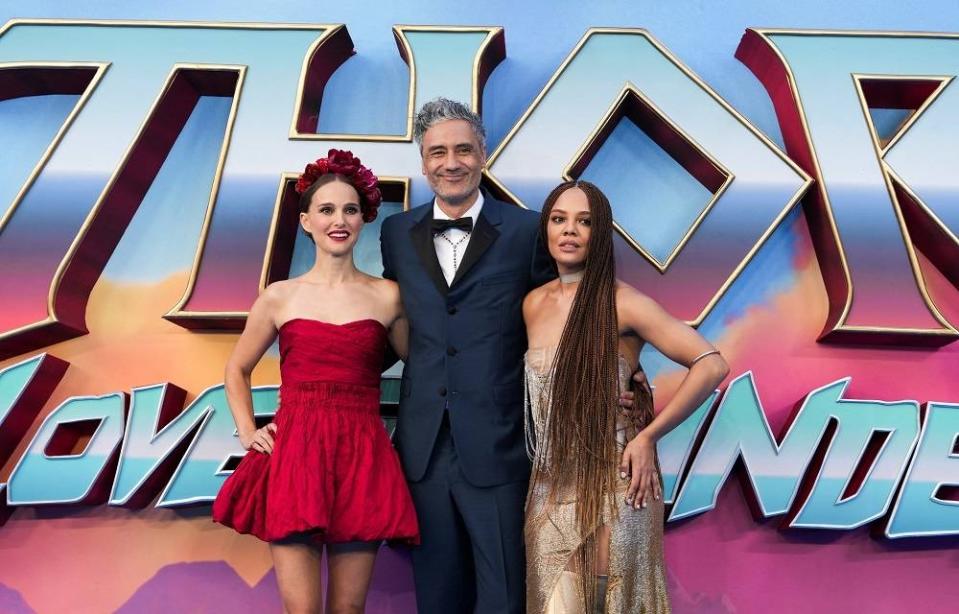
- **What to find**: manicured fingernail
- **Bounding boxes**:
[642,501,647,508]
[634,502,641,509]
[620,472,628,479]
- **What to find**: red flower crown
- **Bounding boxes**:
[294,149,383,222]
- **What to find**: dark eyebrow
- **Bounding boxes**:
[313,201,360,208]
[549,207,590,216]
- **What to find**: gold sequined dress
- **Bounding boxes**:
[524,347,670,614]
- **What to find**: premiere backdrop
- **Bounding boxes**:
[1,1,958,612]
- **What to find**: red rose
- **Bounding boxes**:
[327,149,360,176]
[353,168,376,191]
[362,197,381,222]
[294,150,381,216]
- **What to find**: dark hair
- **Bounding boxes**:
[413,97,486,152]
[297,174,362,243]
[535,179,625,610]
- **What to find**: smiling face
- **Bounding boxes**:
[299,176,364,257]
[545,186,592,271]
[420,119,486,209]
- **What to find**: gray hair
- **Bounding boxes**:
[413,97,486,152]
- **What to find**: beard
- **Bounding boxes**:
[432,174,481,205]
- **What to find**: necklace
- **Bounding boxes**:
[437,230,471,273]
[559,270,584,284]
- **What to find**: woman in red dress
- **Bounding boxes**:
[212,150,419,613]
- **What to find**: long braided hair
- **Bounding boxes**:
[533,180,620,610]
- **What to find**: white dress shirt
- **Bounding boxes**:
[432,192,484,285]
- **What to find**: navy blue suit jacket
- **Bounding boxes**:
[380,195,555,487]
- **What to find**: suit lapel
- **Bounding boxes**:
[409,205,449,297]
[451,197,502,287]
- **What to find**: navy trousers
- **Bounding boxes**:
[407,416,527,613]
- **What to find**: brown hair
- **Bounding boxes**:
[536,179,620,609]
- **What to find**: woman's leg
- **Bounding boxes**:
[593,525,610,613]
[560,525,611,614]
[561,525,611,573]
[325,541,379,614]
[270,535,324,614]
[594,525,610,576]
[550,526,610,614]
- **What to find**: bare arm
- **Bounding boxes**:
[617,284,729,508]
[375,279,407,363]
[620,286,728,442]
[388,306,409,362]
[224,286,281,452]
[380,219,396,281]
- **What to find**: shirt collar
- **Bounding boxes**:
[432,191,484,222]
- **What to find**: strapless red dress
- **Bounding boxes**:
[212,318,419,544]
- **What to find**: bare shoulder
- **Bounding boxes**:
[523,279,554,321]
[261,278,297,304]
[370,275,401,301]
[244,279,297,327]
[615,280,689,340]
[362,276,403,318]
[615,280,660,316]
[524,280,552,308]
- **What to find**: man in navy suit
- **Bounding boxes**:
[380,98,554,613]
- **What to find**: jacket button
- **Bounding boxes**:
[438,386,447,397]
[447,346,457,356]
[447,306,457,315]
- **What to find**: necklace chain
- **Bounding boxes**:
[437,230,471,272]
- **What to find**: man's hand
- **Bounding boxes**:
[618,369,651,424]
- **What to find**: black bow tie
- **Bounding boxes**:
[431,217,473,235]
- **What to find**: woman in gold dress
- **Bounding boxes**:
[523,180,729,613]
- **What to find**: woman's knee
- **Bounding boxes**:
[279,596,322,614]
[326,600,364,614]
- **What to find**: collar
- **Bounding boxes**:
[432,191,484,222]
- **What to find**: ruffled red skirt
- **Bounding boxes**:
[212,381,419,544]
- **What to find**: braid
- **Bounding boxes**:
[532,180,622,610]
